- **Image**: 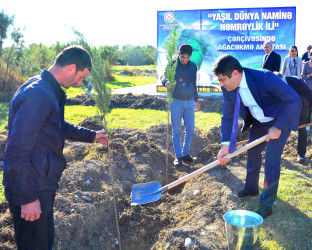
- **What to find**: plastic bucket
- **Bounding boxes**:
[223,210,263,250]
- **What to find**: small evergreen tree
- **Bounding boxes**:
[164,19,181,180]
[164,22,181,103]
[72,30,121,250]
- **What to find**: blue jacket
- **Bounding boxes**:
[221,68,302,143]
[4,70,96,206]
[161,58,198,102]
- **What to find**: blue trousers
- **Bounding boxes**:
[244,120,290,209]
[171,99,195,158]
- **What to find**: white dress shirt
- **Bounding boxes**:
[239,71,274,123]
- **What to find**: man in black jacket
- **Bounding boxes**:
[302,45,312,63]
[4,45,108,249]
[274,72,312,163]
[161,44,200,166]
[261,41,281,72]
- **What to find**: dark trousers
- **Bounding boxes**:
[297,99,309,157]
[297,122,307,157]
[5,188,55,250]
[244,120,291,209]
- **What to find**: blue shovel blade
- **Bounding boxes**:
[131,181,162,205]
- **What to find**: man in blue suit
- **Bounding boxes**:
[212,54,302,219]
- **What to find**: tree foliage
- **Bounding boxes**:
[0,10,14,64]
[0,9,157,100]
[119,45,156,66]
[164,22,181,103]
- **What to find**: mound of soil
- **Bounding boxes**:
[0,94,310,249]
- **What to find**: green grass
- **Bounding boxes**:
[112,65,156,71]
[64,86,85,98]
[64,106,221,132]
[109,65,156,90]
[108,75,156,90]
[62,65,157,96]
[64,105,99,125]
[245,165,312,249]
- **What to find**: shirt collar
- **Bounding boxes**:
[41,69,66,102]
[239,70,247,89]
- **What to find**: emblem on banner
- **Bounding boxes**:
[164,12,174,23]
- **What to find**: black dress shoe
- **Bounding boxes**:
[256,207,273,219]
[235,189,260,198]
[182,155,196,162]
[174,157,182,166]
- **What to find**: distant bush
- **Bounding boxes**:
[0,65,25,101]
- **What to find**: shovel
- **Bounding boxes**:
[131,134,269,205]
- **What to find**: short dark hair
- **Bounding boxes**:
[179,44,193,56]
[55,45,92,72]
[212,54,243,78]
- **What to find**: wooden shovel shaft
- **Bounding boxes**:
[236,122,312,147]
[165,134,269,191]
[298,122,312,129]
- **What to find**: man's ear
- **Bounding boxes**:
[232,70,239,78]
[66,64,76,74]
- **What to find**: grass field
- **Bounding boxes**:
[64,106,221,132]
[64,64,157,96]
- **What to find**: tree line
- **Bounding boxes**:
[0,10,157,100]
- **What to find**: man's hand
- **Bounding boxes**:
[165,81,170,89]
[194,102,200,111]
[217,144,230,165]
[266,127,281,142]
[21,199,41,221]
[95,130,109,146]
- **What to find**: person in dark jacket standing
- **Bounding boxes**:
[302,45,311,63]
[274,72,312,163]
[260,41,281,72]
[161,44,200,166]
[3,45,108,249]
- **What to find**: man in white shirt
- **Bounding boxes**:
[212,54,301,219]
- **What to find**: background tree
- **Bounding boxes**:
[3,27,24,88]
[0,10,14,66]
[119,45,156,65]
[98,45,120,66]
[19,43,55,78]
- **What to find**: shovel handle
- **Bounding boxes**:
[165,134,268,191]
[298,122,312,129]
[236,122,312,148]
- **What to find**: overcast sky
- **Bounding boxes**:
[1,0,310,52]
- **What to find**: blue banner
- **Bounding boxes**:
[157,7,296,92]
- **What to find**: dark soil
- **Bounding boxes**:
[0,94,310,249]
